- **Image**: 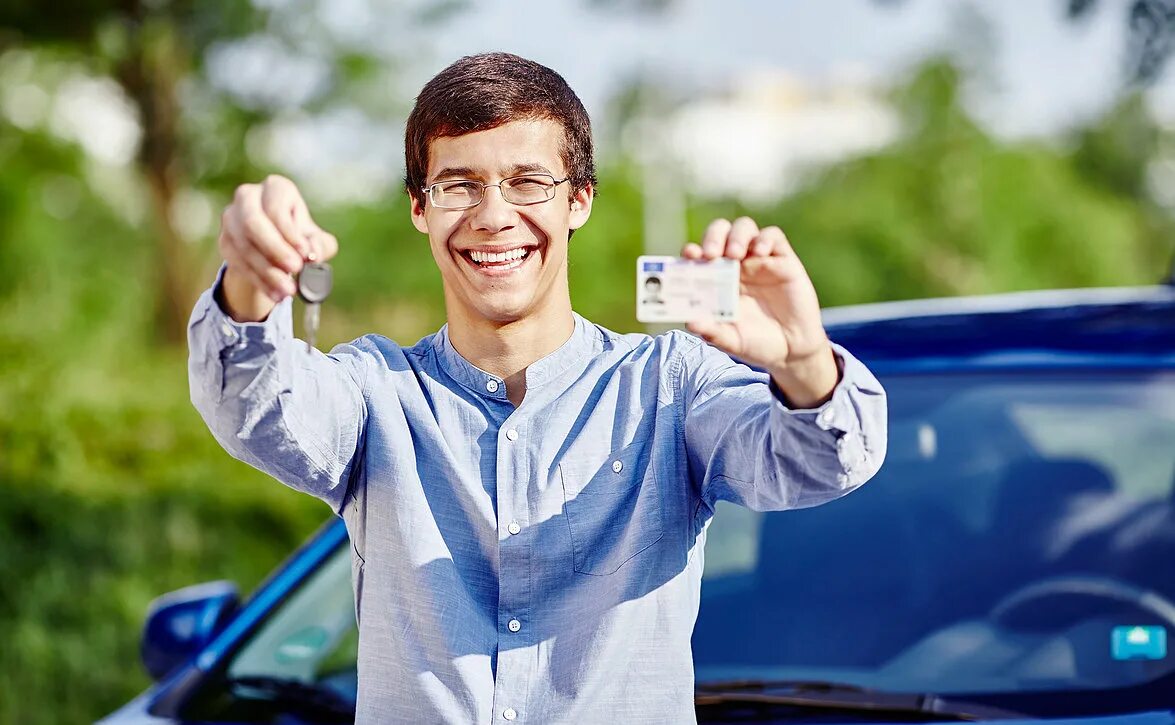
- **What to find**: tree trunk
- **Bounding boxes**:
[116,16,197,346]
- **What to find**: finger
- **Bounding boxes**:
[724,216,759,260]
[681,242,703,260]
[291,198,340,263]
[234,186,304,275]
[225,258,271,301]
[290,194,318,261]
[261,175,311,259]
[769,226,795,257]
[299,227,337,264]
[686,317,742,353]
[219,228,271,297]
[751,225,785,257]
[700,218,732,259]
[224,211,297,300]
[311,228,339,261]
[224,218,296,301]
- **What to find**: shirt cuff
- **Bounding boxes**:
[770,342,884,484]
[187,264,296,409]
[189,263,292,357]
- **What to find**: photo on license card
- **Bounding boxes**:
[636,256,739,323]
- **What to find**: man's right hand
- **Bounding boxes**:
[217,175,339,322]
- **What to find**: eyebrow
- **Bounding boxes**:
[429,163,555,183]
[430,166,480,183]
[505,163,554,177]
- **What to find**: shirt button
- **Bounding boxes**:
[818,407,836,428]
[503,708,517,721]
[506,429,519,441]
[507,521,521,535]
[486,380,499,393]
[507,618,521,633]
[612,460,623,473]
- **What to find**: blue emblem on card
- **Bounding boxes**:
[1111,626,1166,660]
[642,262,664,272]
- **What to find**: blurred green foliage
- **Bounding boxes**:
[690,61,1172,305]
[0,51,1173,725]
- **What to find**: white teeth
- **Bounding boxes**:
[470,248,528,264]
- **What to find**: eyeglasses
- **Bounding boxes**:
[422,173,569,210]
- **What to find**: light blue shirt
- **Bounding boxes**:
[187,269,887,724]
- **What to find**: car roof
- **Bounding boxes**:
[821,285,1175,368]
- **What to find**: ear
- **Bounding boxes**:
[410,195,429,234]
[568,183,594,231]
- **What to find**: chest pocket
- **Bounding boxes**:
[559,446,665,576]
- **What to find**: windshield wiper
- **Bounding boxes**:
[695,679,1025,721]
[226,674,354,722]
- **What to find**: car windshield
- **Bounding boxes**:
[693,369,1175,701]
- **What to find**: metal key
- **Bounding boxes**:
[296,261,333,353]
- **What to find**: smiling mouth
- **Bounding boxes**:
[461,246,536,270]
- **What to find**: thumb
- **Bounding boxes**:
[309,227,339,262]
[292,201,335,262]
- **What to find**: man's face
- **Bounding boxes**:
[411,118,593,325]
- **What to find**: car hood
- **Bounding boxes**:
[699,712,1175,725]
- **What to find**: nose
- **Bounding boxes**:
[469,185,517,234]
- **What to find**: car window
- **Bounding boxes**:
[695,369,1175,707]
[226,543,358,703]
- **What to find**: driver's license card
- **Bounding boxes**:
[636,256,739,323]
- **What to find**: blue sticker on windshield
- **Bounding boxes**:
[1111,626,1167,660]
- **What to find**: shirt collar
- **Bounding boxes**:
[433,313,600,401]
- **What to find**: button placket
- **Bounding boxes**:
[220,320,238,344]
[492,417,531,720]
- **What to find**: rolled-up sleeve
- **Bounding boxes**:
[678,335,887,512]
[187,265,371,514]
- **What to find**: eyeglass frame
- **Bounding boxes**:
[421,173,571,210]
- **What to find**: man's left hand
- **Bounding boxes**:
[683,217,840,409]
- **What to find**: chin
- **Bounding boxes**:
[471,295,536,324]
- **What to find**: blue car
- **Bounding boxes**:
[101,283,1175,724]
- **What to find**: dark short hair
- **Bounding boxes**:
[404,52,597,206]
[644,276,661,287]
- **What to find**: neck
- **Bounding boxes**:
[446,295,575,407]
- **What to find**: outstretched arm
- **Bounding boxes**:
[679,217,887,511]
[188,176,369,514]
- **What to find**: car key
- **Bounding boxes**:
[297,260,332,353]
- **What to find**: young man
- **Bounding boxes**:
[189,52,886,724]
